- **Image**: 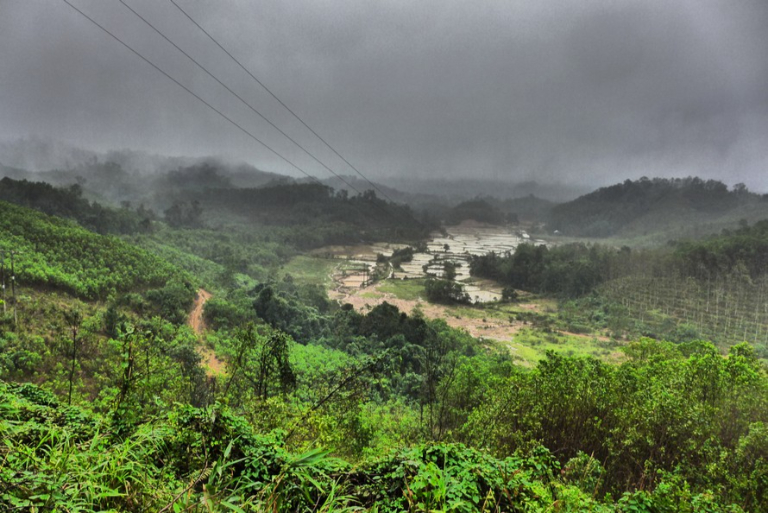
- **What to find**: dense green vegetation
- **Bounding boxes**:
[597,222,768,350]
[4,337,765,511]
[0,177,435,296]
[466,341,768,508]
[674,219,768,280]
[471,221,768,350]
[386,245,417,268]
[194,183,435,248]
[2,169,768,511]
[0,177,148,235]
[424,278,471,304]
[0,200,189,300]
[470,243,613,298]
[129,225,289,286]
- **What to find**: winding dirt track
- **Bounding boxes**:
[188,289,225,376]
[189,289,212,334]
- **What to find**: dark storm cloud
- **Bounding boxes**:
[1,0,767,189]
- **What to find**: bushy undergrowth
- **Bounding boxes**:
[1,382,748,512]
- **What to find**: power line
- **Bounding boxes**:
[130,0,426,233]
[61,0,322,186]
[113,0,416,228]
[121,0,426,231]
[118,0,363,196]
[168,0,401,206]
[60,1,426,237]
[168,0,428,231]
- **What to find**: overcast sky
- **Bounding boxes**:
[1,0,767,190]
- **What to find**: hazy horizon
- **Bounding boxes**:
[2,0,767,191]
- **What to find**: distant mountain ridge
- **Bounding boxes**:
[0,140,288,211]
[548,176,768,240]
[380,177,590,203]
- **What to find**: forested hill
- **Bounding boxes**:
[548,177,768,239]
[0,177,147,235]
[192,182,435,245]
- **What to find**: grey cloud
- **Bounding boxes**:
[1,0,767,190]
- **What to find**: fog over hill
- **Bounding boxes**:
[0,138,585,204]
[2,0,767,190]
[0,137,258,176]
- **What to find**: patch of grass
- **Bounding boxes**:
[505,328,624,364]
[13,288,102,341]
[453,300,551,322]
[503,341,540,363]
[378,278,426,301]
[447,306,488,320]
[279,256,337,286]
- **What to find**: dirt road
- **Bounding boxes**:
[189,289,212,334]
[188,289,225,375]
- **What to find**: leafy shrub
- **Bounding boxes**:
[425,278,470,304]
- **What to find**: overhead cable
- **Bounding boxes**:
[119,0,363,195]
[168,0,403,206]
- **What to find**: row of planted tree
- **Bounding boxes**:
[468,219,768,349]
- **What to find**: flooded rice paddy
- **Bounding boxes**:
[321,221,546,303]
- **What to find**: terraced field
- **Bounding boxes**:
[310,220,545,303]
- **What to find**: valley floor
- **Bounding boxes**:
[294,246,625,364]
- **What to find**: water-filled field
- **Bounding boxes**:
[326,221,546,303]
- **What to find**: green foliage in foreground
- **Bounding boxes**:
[1,184,766,511]
[0,382,747,512]
[464,341,768,511]
[0,201,188,299]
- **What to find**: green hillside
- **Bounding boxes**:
[0,177,147,235]
[0,200,187,299]
[191,182,435,247]
[471,220,768,353]
[548,177,768,240]
[2,176,768,511]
